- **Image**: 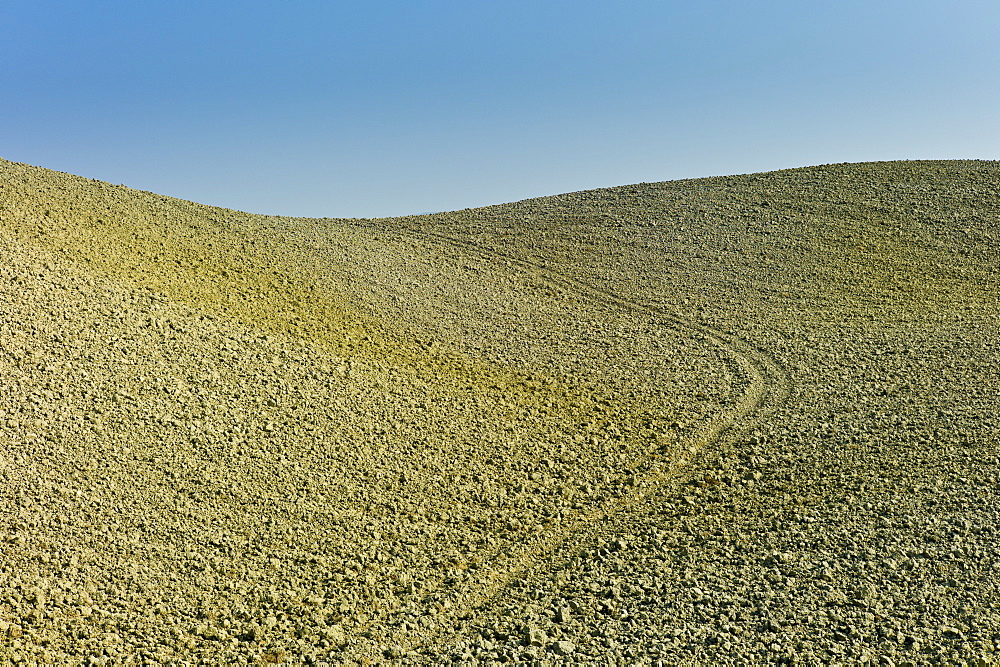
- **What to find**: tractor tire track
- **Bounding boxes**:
[346,223,788,658]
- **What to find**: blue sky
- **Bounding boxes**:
[2,1,998,218]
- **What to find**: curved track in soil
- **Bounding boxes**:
[355,225,790,657]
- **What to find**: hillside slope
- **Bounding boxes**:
[1,158,998,662]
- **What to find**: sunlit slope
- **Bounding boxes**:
[2,161,426,359]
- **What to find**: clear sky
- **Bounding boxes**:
[2,1,998,218]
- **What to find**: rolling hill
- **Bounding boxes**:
[1,158,997,662]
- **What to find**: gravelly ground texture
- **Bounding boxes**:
[1,158,997,664]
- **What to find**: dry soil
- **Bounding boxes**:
[0,158,997,664]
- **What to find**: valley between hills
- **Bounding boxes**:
[1,158,998,663]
